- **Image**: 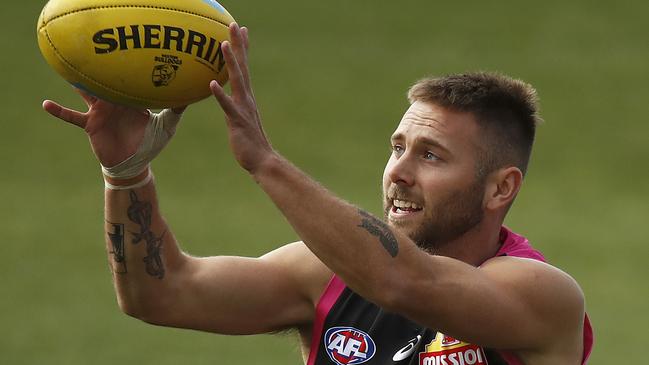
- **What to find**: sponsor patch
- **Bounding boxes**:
[419,333,488,365]
[324,326,376,365]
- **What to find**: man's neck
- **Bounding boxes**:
[433,220,503,267]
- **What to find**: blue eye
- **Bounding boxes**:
[392,144,404,155]
[424,151,439,160]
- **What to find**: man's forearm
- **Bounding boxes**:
[252,154,418,306]
[104,174,186,316]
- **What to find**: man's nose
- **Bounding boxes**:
[387,155,415,186]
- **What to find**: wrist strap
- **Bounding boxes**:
[104,169,154,190]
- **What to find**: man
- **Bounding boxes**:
[43,23,593,364]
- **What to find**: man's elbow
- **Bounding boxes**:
[117,296,147,320]
[116,295,168,325]
[370,270,414,314]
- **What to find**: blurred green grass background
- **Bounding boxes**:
[1,0,647,363]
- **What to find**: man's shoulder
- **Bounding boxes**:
[480,256,588,363]
[482,255,584,306]
[490,227,584,315]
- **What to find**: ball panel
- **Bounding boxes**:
[37,0,234,108]
[43,9,230,107]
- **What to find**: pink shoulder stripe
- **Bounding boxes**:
[582,313,594,364]
[496,226,546,262]
[306,275,346,365]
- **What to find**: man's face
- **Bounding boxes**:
[382,101,486,251]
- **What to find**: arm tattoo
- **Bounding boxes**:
[357,209,399,258]
[127,191,166,279]
[107,222,127,274]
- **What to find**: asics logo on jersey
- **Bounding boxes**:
[324,326,376,365]
[393,335,422,361]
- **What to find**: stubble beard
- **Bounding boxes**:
[384,179,486,253]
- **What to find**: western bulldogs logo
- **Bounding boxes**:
[324,326,376,365]
[152,63,177,87]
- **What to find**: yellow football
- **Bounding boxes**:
[37,0,235,108]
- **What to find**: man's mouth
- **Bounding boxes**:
[390,199,423,215]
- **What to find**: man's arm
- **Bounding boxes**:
[253,154,585,350]
[211,23,585,352]
[105,176,329,334]
[42,83,331,335]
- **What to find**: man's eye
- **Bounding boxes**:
[392,145,404,154]
[424,151,439,160]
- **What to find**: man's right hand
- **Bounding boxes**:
[43,90,150,167]
[42,90,185,171]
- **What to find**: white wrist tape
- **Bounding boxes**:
[101,108,183,180]
[104,171,154,190]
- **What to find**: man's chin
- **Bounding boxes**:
[385,209,432,245]
[386,216,411,230]
[387,220,419,240]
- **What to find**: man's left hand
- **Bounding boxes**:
[210,23,276,174]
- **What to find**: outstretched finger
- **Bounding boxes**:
[229,23,252,94]
[210,80,238,117]
[42,100,88,129]
[241,27,250,50]
[230,23,248,66]
[74,88,97,108]
[222,41,246,98]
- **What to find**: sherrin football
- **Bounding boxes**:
[37,0,235,108]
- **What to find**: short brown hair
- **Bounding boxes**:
[408,72,541,177]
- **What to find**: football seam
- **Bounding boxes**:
[42,28,196,105]
[38,5,230,31]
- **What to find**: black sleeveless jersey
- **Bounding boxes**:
[307,277,509,365]
[305,227,594,365]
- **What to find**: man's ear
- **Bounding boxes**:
[483,166,523,211]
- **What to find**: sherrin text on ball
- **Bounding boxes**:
[37,0,235,108]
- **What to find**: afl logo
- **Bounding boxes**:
[324,326,376,365]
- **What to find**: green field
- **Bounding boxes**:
[1,0,647,363]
